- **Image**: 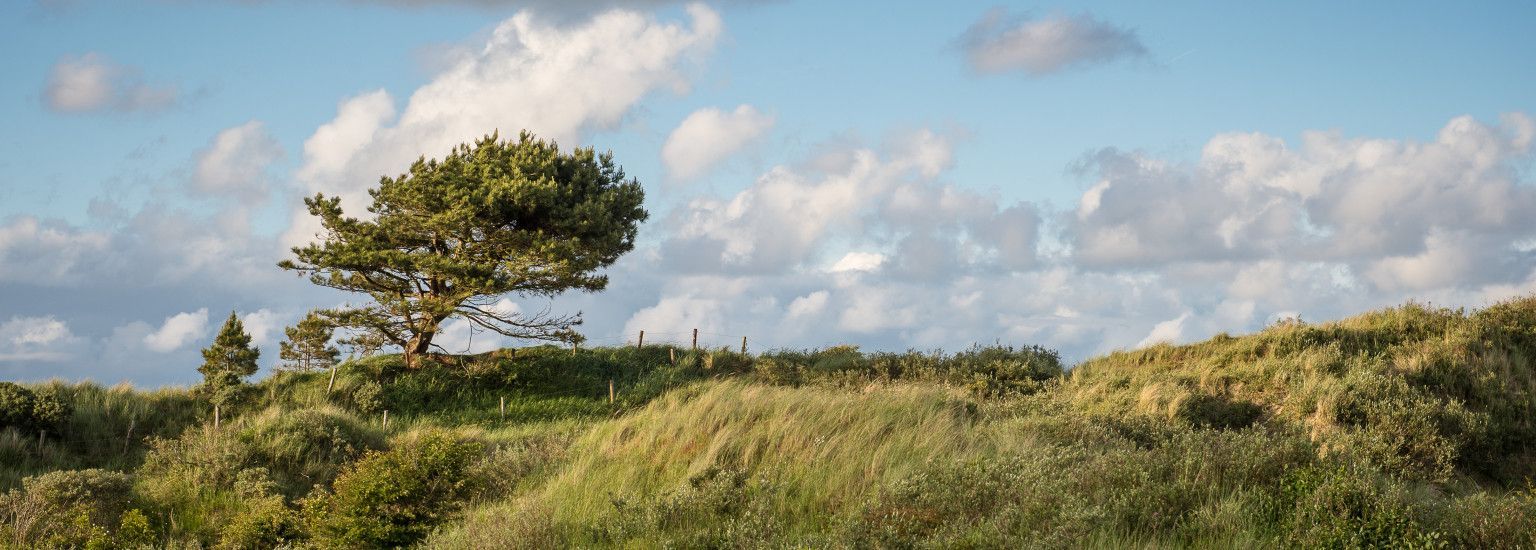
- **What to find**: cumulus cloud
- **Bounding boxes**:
[0,316,83,362]
[960,9,1146,76]
[192,121,284,202]
[660,130,1040,276]
[0,217,110,286]
[1071,113,1536,290]
[143,309,209,353]
[286,4,721,248]
[43,53,178,113]
[662,104,775,181]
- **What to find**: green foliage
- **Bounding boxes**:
[351,379,384,415]
[198,311,260,405]
[0,469,136,548]
[0,382,70,433]
[0,382,34,430]
[280,131,649,368]
[752,344,1063,398]
[279,310,340,373]
[304,432,483,548]
[216,468,299,549]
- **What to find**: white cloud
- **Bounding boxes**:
[285,4,721,248]
[662,104,775,181]
[241,309,283,347]
[0,217,110,286]
[1136,312,1189,348]
[43,53,178,113]
[193,121,284,202]
[960,10,1146,76]
[661,130,1039,276]
[830,252,885,273]
[0,316,82,362]
[1071,113,1536,280]
[785,291,828,319]
[143,308,209,353]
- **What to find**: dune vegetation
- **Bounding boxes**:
[3,299,1536,548]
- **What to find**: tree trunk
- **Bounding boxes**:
[404,327,438,369]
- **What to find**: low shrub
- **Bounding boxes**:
[0,468,137,548]
[303,432,484,548]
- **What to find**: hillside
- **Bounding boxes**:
[3,300,1536,548]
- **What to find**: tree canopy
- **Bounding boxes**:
[199,311,260,404]
[279,310,340,373]
[279,132,648,368]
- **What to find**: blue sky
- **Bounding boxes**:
[2,0,1534,386]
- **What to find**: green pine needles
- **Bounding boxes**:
[280,131,648,369]
[278,311,340,373]
[198,312,259,405]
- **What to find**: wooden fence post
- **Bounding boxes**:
[609,379,615,404]
[327,365,338,394]
[499,396,506,421]
[669,348,676,364]
[741,336,747,355]
[637,330,644,349]
[692,329,698,351]
[213,405,220,430]
[382,410,389,428]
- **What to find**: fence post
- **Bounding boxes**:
[38,430,46,450]
[499,396,506,421]
[669,348,676,364]
[609,379,615,404]
[213,405,220,430]
[741,336,747,355]
[637,330,644,349]
[327,365,338,394]
[383,410,389,428]
[692,328,698,351]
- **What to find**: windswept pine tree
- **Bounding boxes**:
[280,132,648,369]
[198,311,260,406]
[278,311,340,373]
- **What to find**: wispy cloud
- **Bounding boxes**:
[43,53,179,113]
[959,9,1146,76]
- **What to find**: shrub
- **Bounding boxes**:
[303,432,484,548]
[216,468,298,549]
[351,380,384,415]
[0,468,135,548]
[1274,464,1444,548]
[0,383,36,429]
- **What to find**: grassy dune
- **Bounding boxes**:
[3,300,1536,547]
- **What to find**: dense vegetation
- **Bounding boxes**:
[3,299,1536,548]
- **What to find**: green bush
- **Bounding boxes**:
[0,468,136,547]
[303,432,484,548]
[1274,464,1444,548]
[0,382,36,430]
[216,468,298,549]
[351,380,384,415]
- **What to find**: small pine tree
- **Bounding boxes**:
[279,311,340,373]
[198,311,260,405]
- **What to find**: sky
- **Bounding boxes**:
[2,0,1534,386]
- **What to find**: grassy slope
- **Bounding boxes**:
[3,299,1536,547]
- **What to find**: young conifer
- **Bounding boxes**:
[198,311,260,405]
[279,311,340,373]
